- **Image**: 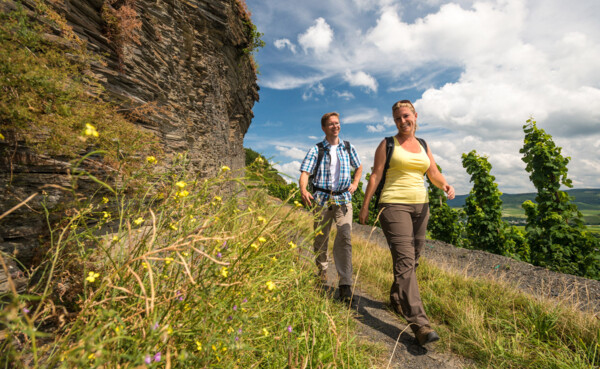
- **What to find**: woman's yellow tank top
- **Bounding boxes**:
[379,137,430,204]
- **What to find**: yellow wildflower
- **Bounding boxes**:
[294,200,303,207]
[88,353,95,360]
[112,236,119,242]
[195,340,203,351]
[167,326,173,335]
[0,133,4,140]
[288,241,297,249]
[134,217,144,225]
[262,328,269,337]
[221,166,230,172]
[266,281,276,291]
[102,211,110,219]
[86,271,100,283]
[175,181,187,189]
[220,267,229,278]
[316,230,324,236]
[165,257,174,265]
[183,252,189,257]
[227,327,234,334]
[271,256,277,262]
[114,325,123,334]
[176,190,189,198]
[258,236,266,243]
[84,123,99,137]
[257,216,266,224]
[169,223,178,231]
[146,156,157,164]
[212,345,217,352]
[214,195,222,202]
[101,197,109,204]
[250,243,259,250]
[142,262,148,269]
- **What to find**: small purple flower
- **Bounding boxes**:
[22,307,30,314]
[227,315,233,321]
[242,298,248,303]
[235,336,239,341]
[152,322,159,330]
[238,328,243,334]
[233,305,237,311]
[287,325,292,333]
[217,252,222,258]
[144,355,152,364]
[178,296,184,301]
[222,241,228,250]
[153,352,161,362]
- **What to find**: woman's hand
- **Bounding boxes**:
[443,184,455,200]
[358,206,369,224]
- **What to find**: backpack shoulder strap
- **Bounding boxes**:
[373,137,396,208]
[312,142,325,175]
[416,137,428,154]
[343,140,351,156]
[384,136,395,169]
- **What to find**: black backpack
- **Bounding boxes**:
[308,140,352,193]
[372,136,428,208]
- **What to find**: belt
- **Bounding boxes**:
[313,186,349,196]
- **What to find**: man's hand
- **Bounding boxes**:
[301,189,314,207]
[348,183,358,194]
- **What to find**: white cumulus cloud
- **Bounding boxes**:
[274,38,297,54]
[275,145,308,161]
[298,17,334,54]
[344,70,378,92]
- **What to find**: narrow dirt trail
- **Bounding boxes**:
[321,222,599,368]
[322,279,470,369]
[321,242,470,368]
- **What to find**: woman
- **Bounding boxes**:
[358,100,455,346]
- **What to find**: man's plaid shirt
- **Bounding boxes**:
[300,138,361,207]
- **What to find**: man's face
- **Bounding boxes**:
[322,116,341,137]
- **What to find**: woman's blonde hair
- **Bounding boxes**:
[392,99,416,114]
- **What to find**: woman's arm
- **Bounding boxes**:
[425,146,455,200]
[359,139,387,224]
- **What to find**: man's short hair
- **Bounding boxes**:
[321,112,340,127]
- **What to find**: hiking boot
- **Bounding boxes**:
[414,326,440,346]
[338,285,353,303]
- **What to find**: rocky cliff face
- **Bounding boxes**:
[0,0,259,277]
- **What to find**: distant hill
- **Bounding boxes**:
[447,188,600,225]
[447,188,600,208]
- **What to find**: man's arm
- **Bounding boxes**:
[348,165,363,194]
[299,171,314,206]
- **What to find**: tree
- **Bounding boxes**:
[520,119,599,279]
[461,150,528,258]
[462,150,507,253]
[426,164,465,246]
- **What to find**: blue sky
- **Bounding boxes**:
[243,0,600,195]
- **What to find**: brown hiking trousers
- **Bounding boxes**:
[379,203,431,333]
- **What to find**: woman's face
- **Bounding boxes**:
[393,107,417,135]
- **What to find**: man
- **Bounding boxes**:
[299,112,363,302]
